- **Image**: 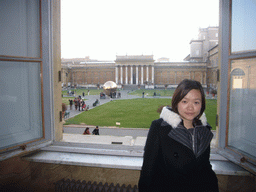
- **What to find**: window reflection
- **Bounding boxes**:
[231,0,256,53]
[228,58,256,158]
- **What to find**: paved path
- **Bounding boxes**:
[63,126,149,138]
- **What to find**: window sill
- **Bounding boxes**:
[21,143,252,176]
[0,140,52,161]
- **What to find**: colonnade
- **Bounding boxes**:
[115,65,154,85]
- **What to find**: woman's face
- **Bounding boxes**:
[177,89,202,127]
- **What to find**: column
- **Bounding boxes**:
[141,66,144,85]
[130,66,133,84]
[120,66,123,84]
[126,66,128,84]
[136,66,138,85]
[85,69,88,84]
[152,66,154,84]
[72,71,75,85]
[147,66,149,82]
[115,66,118,84]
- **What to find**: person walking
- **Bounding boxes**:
[78,98,81,111]
[69,99,73,110]
[138,79,219,192]
[74,98,78,110]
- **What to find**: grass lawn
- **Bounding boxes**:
[128,89,175,97]
[64,98,217,130]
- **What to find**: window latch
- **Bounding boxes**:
[58,71,61,82]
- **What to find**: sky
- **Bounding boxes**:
[61,0,219,62]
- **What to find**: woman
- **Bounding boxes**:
[83,127,91,135]
[139,79,219,192]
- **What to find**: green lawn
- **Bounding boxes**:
[64,98,217,130]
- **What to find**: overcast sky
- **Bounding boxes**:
[61,0,219,61]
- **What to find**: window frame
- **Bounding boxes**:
[217,0,256,174]
[0,0,55,160]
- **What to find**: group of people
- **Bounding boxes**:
[69,96,87,111]
[83,126,99,135]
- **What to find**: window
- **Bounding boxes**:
[0,0,56,156]
[218,0,256,173]
[228,59,256,158]
[231,0,256,53]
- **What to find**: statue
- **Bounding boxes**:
[103,81,117,98]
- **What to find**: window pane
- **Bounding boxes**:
[0,61,43,150]
[228,58,256,158]
[231,0,256,53]
[0,0,40,57]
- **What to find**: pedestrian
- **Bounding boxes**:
[81,100,86,111]
[92,126,99,135]
[138,79,219,192]
[69,99,73,110]
[83,127,91,135]
[78,98,81,111]
[142,91,145,98]
[88,89,90,96]
[74,98,78,110]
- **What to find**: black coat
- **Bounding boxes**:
[139,107,219,192]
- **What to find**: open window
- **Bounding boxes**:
[0,0,61,159]
[218,0,256,174]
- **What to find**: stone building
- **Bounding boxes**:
[61,26,219,89]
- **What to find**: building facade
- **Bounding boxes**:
[61,26,219,89]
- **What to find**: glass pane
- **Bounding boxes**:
[0,0,40,57]
[231,0,256,53]
[228,58,256,158]
[0,61,43,150]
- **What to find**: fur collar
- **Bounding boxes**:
[160,106,207,128]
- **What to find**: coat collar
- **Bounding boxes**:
[160,106,207,128]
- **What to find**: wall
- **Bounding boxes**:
[1,155,255,192]
[53,0,63,141]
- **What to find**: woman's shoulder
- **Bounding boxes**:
[150,118,172,130]
[151,118,164,126]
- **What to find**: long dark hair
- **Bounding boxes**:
[171,79,205,120]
